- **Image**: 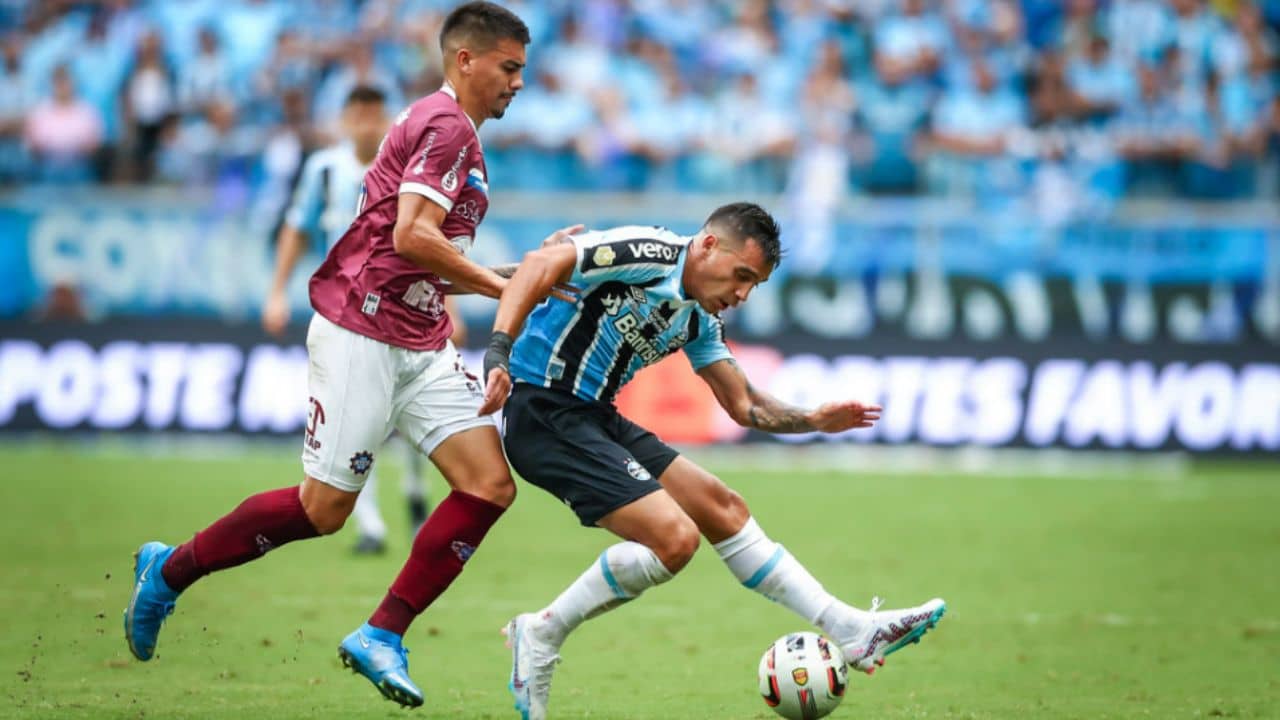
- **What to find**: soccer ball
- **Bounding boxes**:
[758,632,848,720]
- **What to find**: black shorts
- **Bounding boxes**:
[502,383,678,527]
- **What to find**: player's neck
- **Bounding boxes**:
[442,77,485,130]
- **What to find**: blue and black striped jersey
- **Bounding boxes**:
[509,225,734,403]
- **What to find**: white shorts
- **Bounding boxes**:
[301,313,495,493]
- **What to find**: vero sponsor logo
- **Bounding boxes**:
[625,242,679,262]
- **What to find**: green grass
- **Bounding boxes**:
[1,441,1278,719]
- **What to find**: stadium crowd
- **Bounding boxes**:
[1,0,1277,213]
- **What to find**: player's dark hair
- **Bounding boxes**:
[439,2,531,54]
[344,85,387,107]
[704,202,783,270]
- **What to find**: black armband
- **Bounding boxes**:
[483,331,514,379]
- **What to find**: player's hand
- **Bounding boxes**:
[541,224,584,248]
[479,366,511,416]
[261,290,289,337]
[807,401,882,433]
[478,331,514,416]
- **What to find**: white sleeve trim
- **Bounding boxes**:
[399,182,453,211]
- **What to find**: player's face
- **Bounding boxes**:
[343,101,389,156]
[691,235,772,313]
[469,38,526,120]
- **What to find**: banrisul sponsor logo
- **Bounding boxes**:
[612,312,666,364]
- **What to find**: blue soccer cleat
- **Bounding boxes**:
[338,623,424,708]
[124,541,180,661]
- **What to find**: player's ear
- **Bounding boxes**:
[455,47,472,75]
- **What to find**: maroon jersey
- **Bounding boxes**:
[310,86,488,351]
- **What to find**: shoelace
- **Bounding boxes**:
[868,596,884,615]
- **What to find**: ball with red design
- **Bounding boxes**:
[758,632,848,720]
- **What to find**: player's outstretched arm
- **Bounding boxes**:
[697,358,882,434]
[393,193,506,298]
[477,238,580,415]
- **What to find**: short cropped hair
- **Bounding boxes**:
[344,85,387,107]
[703,202,783,270]
[439,2,531,54]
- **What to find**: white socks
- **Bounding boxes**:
[400,441,427,500]
[351,471,387,540]
[714,517,844,626]
[537,541,673,646]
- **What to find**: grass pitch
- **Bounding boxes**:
[1,440,1277,719]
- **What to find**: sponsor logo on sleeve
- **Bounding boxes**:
[581,239,682,273]
[593,245,616,267]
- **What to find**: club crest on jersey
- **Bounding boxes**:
[624,457,652,482]
[349,451,374,475]
[602,292,625,316]
[593,245,616,267]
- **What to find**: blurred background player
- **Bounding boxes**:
[261,84,458,554]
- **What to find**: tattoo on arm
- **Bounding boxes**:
[490,263,520,279]
[724,359,815,433]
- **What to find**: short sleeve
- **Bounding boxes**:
[284,152,325,237]
[398,114,472,212]
[569,229,685,287]
[683,312,733,372]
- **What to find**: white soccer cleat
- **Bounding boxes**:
[503,612,561,720]
[840,597,946,675]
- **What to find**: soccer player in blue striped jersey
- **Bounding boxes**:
[260,85,441,554]
[477,203,946,720]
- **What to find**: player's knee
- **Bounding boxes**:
[299,478,356,535]
[459,470,516,507]
[303,503,350,535]
[653,516,700,573]
[720,488,750,527]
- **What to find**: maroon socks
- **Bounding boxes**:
[369,490,506,635]
[161,486,320,592]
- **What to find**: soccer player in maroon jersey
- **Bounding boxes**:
[125,2,535,707]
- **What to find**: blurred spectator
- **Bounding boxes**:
[312,43,402,136]
[124,32,175,181]
[0,0,1272,201]
[70,10,135,179]
[216,0,290,79]
[854,46,931,193]
[178,27,233,116]
[24,65,104,184]
[1067,34,1135,120]
[696,72,797,193]
[0,41,28,183]
[1114,62,1202,194]
[874,0,947,86]
[785,43,856,271]
[927,59,1026,197]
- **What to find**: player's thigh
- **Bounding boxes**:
[654,455,749,544]
[503,386,663,528]
[302,313,397,494]
[394,343,511,504]
[427,425,514,506]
